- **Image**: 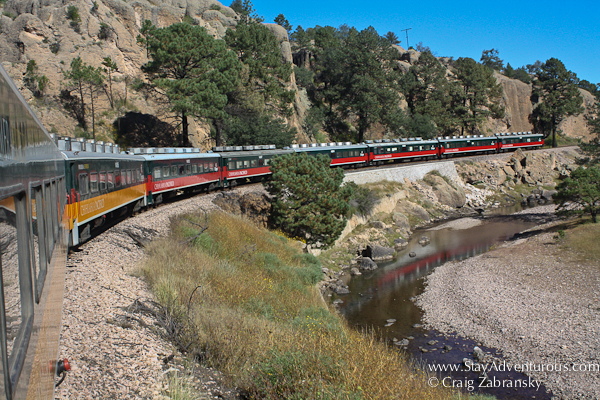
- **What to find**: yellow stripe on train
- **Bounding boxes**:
[76,184,145,225]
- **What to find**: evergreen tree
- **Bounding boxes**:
[274,13,292,34]
[102,56,117,109]
[480,48,504,71]
[531,58,583,147]
[452,57,505,134]
[225,21,294,116]
[63,57,89,129]
[384,31,400,45]
[504,62,515,78]
[555,166,600,223]
[223,111,296,147]
[312,26,403,142]
[400,50,454,136]
[140,22,241,146]
[579,100,600,165]
[513,67,531,84]
[264,153,352,247]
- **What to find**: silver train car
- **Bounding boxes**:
[0,65,69,399]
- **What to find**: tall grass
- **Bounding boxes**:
[143,211,462,399]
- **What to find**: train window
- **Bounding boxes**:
[178,165,184,175]
[264,158,270,166]
[258,159,265,166]
[243,160,249,168]
[198,164,204,173]
[192,164,197,174]
[527,138,531,143]
[100,172,107,190]
[31,186,47,303]
[408,146,413,151]
[153,167,161,179]
[162,166,170,178]
[204,163,209,172]
[235,161,242,169]
[186,165,191,174]
[228,161,235,171]
[90,173,99,193]
[107,172,115,189]
[43,183,54,258]
[171,166,177,176]
[1,193,35,393]
[126,170,132,185]
[79,174,89,195]
[50,181,59,240]
[250,160,257,168]
[342,151,348,158]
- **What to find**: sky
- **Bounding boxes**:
[249,0,600,85]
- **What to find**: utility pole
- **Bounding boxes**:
[401,28,412,49]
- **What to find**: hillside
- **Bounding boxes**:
[0,0,595,147]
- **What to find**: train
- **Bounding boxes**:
[58,131,543,247]
[0,56,543,398]
[0,65,69,399]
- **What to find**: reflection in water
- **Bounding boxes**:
[339,218,536,335]
[335,216,553,399]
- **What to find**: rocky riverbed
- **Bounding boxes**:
[416,206,600,399]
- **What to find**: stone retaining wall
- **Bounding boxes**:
[343,161,460,185]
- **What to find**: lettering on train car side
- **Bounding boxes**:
[155,181,175,190]
[80,198,105,215]
[230,170,248,177]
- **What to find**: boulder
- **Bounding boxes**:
[392,213,410,230]
[359,257,378,271]
[363,244,395,261]
[418,236,430,246]
[423,173,466,208]
[541,189,558,201]
[370,220,386,229]
[393,238,408,250]
[350,267,361,276]
[395,200,430,223]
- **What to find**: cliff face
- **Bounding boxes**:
[0,0,594,145]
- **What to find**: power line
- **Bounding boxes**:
[401,28,412,49]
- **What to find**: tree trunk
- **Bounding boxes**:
[215,119,223,146]
[552,116,557,148]
[181,111,190,147]
[592,210,597,223]
[90,85,96,140]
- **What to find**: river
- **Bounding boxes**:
[334,209,554,399]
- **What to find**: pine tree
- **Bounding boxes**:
[531,58,583,147]
[140,22,241,146]
[452,57,505,134]
[555,166,600,223]
[264,153,352,247]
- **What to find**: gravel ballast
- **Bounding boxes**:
[416,208,600,399]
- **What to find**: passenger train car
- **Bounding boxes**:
[0,65,69,399]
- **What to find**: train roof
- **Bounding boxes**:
[366,138,438,146]
[127,147,219,161]
[437,135,496,142]
[61,150,145,161]
[495,132,541,137]
[291,142,367,151]
[219,148,293,158]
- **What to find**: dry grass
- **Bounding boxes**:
[143,211,471,399]
[560,218,600,265]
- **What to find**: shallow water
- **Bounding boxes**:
[334,210,554,399]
